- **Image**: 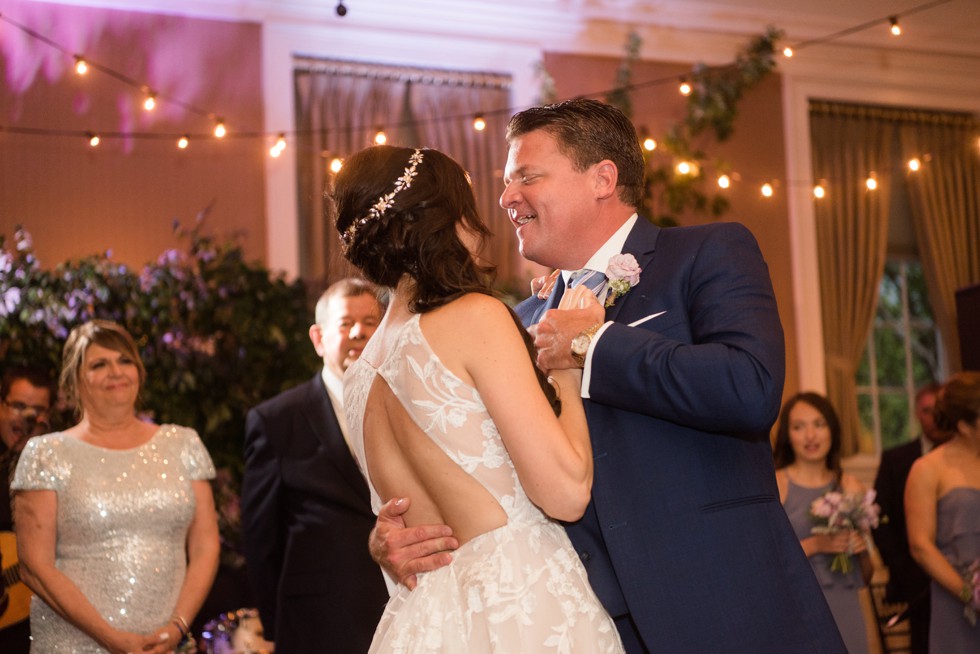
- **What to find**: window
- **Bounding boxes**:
[856,259,944,452]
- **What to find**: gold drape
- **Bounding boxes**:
[810,104,892,456]
[900,121,980,373]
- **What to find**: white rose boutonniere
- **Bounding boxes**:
[604,253,642,307]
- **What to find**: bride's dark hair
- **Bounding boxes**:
[332,145,559,415]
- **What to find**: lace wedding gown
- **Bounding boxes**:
[345,313,623,653]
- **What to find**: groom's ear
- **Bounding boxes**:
[592,160,618,200]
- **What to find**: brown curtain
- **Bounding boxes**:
[293,58,511,286]
[810,102,893,456]
[899,117,980,373]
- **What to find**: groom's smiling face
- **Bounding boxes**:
[500,129,601,271]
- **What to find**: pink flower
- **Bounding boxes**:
[606,253,641,286]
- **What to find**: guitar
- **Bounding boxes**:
[0,531,31,629]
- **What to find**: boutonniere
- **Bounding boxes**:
[604,253,641,307]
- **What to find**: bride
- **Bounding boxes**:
[333,145,623,652]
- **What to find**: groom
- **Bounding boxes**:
[372,99,845,652]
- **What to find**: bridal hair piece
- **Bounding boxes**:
[340,148,425,247]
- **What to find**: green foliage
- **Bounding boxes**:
[601,27,782,225]
[1,220,319,565]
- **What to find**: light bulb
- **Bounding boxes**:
[374,129,387,145]
[866,176,878,191]
[177,136,189,149]
[143,93,156,111]
[74,56,89,75]
[717,174,730,189]
[679,80,692,96]
[907,158,921,172]
[643,137,657,151]
[87,132,100,147]
[782,47,794,58]
[890,17,901,36]
[214,120,227,138]
[813,184,826,199]
[761,183,774,198]
[472,115,486,131]
[329,157,344,173]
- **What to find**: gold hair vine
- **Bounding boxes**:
[341,148,424,246]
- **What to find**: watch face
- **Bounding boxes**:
[571,334,589,355]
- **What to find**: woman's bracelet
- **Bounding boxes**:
[171,613,190,638]
[960,582,973,605]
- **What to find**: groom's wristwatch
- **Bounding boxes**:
[571,323,603,368]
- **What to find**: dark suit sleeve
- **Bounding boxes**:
[872,446,919,599]
[590,222,785,434]
[241,407,286,641]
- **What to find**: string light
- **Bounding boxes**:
[373,128,387,145]
[177,135,189,149]
[717,174,731,189]
[270,133,286,158]
[643,137,657,151]
[761,183,774,198]
[813,184,826,199]
[907,157,921,172]
[865,174,878,191]
[86,132,100,147]
[678,78,692,96]
[143,92,156,111]
[472,115,486,131]
[889,16,902,36]
[782,47,794,58]
[213,119,227,138]
[74,56,88,75]
[329,157,344,173]
[675,160,698,176]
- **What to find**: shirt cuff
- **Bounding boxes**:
[581,321,613,399]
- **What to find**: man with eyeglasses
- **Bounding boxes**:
[0,365,55,654]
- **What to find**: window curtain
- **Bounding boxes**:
[899,116,980,373]
[810,102,893,456]
[293,58,512,286]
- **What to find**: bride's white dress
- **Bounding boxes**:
[345,313,623,653]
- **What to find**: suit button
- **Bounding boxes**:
[579,550,591,562]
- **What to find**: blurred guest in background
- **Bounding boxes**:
[0,364,54,653]
[873,382,944,654]
[775,392,874,654]
[242,279,389,654]
[12,319,220,653]
[907,371,980,652]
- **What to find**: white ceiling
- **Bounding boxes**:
[42,0,980,61]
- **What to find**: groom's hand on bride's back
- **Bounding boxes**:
[370,497,459,590]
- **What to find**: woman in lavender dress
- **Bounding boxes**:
[907,371,980,652]
[774,392,874,654]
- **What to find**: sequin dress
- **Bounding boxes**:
[11,425,215,653]
[345,313,623,653]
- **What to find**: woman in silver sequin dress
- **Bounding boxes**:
[12,320,220,654]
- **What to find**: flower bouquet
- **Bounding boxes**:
[964,558,980,627]
[808,489,883,575]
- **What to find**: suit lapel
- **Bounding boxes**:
[604,218,661,323]
[302,377,371,501]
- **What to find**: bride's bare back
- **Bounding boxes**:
[349,292,591,546]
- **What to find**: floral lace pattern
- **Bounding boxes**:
[345,313,623,653]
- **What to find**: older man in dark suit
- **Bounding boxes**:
[242,278,388,654]
[873,382,945,654]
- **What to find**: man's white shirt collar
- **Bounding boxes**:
[560,214,637,285]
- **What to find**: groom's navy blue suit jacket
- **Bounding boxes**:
[516,219,845,653]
